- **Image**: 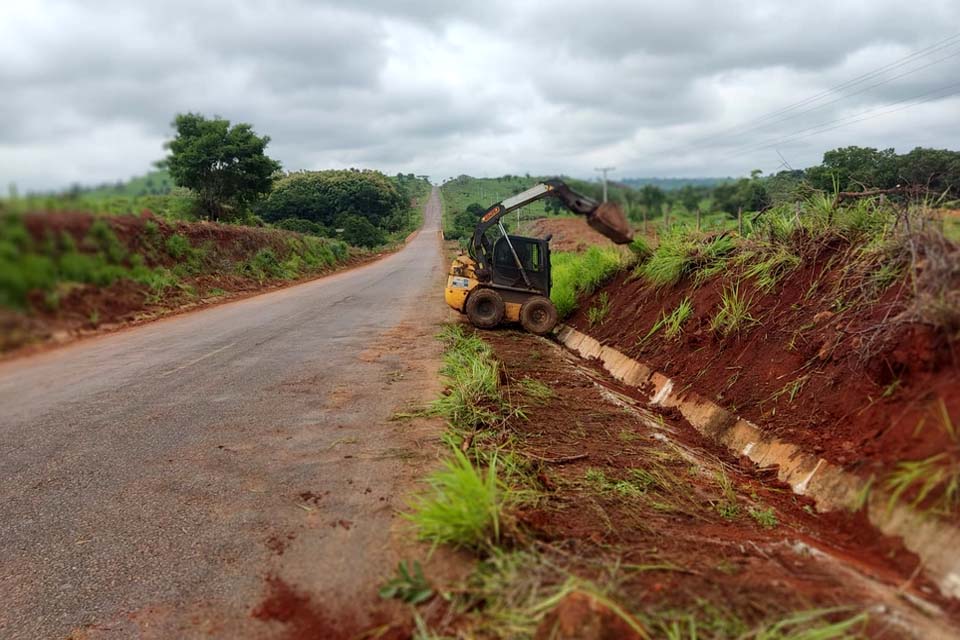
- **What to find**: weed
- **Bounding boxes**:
[379,560,434,604]
[637,231,734,287]
[711,283,757,336]
[405,447,505,549]
[587,291,611,326]
[519,377,553,402]
[884,453,960,516]
[430,324,512,432]
[748,506,779,528]
[641,297,693,344]
[713,470,741,520]
[743,245,801,292]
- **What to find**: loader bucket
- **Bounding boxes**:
[587,202,633,244]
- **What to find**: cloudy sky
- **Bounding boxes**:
[2,0,959,191]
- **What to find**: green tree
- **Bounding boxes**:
[805,146,898,192]
[161,113,281,221]
[258,170,405,228]
[638,185,666,217]
[341,215,386,248]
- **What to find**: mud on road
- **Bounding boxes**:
[467,329,960,638]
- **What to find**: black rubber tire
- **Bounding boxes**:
[465,288,505,329]
[520,296,559,336]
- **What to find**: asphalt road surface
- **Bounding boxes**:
[0,188,454,638]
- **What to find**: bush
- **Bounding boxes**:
[274,218,330,237]
[341,215,386,248]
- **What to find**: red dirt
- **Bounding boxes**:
[568,238,960,484]
[252,576,412,640]
[526,217,622,252]
[476,329,960,635]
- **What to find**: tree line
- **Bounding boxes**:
[159,113,428,247]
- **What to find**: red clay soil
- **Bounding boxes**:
[477,330,960,636]
[252,576,411,640]
[568,237,960,487]
[526,217,621,252]
[3,211,379,356]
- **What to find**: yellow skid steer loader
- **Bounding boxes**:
[444,179,632,335]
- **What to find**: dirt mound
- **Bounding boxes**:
[526,217,622,252]
[568,236,960,507]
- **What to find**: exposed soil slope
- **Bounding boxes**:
[568,234,959,502]
[475,329,959,637]
[526,217,621,252]
[1,211,363,354]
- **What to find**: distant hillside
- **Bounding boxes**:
[620,177,731,191]
[72,170,175,199]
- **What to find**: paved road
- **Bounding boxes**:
[0,189,452,638]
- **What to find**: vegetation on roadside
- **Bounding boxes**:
[0,212,351,351]
[551,246,626,317]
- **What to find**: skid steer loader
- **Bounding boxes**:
[444,179,633,335]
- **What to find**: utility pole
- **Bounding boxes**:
[594,167,615,203]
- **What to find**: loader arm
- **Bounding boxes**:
[468,179,632,279]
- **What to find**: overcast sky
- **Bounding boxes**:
[2,0,959,191]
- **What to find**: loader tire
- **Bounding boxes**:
[520,296,558,336]
[466,288,505,329]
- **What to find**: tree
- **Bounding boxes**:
[258,170,405,228]
[341,215,386,248]
[805,146,898,192]
[162,113,281,220]
[638,185,666,217]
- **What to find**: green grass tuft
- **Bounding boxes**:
[405,447,504,549]
[711,282,757,336]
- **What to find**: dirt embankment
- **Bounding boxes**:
[1,211,364,355]
[476,330,959,637]
[526,217,622,252]
[568,236,959,499]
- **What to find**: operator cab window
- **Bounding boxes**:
[494,237,542,272]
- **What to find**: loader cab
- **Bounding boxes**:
[491,235,551,295]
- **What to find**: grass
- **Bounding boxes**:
[884,398,959,515]
[713,470,741,520]
[430,324,511,433]
[379,560,434,605]
[405,447,505,549]
[749,506,779,528]
[649,606,866,640]
[641,296,693,343]
[587,291,611,326]
[551,246,625,317]
[635,231,734,287]
[0,212,352,314]
[519,377,554,402]
[742,245,802,292]
[711,282,757,336]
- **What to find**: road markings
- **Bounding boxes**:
[158,342,237,378]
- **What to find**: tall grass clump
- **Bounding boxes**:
[636,230,735,287]
[711,283,757,336]
[405,447,505,549]
[430,324,507,432]
[551,246,625,317]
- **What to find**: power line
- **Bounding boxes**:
[727,79,960,158]
[661,32,960,156]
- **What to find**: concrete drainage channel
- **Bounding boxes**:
[555,324,960,602]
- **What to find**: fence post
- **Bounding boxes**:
[696,207,701,231]
[737,207,743,235]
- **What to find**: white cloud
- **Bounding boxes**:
[1,0,959,190]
